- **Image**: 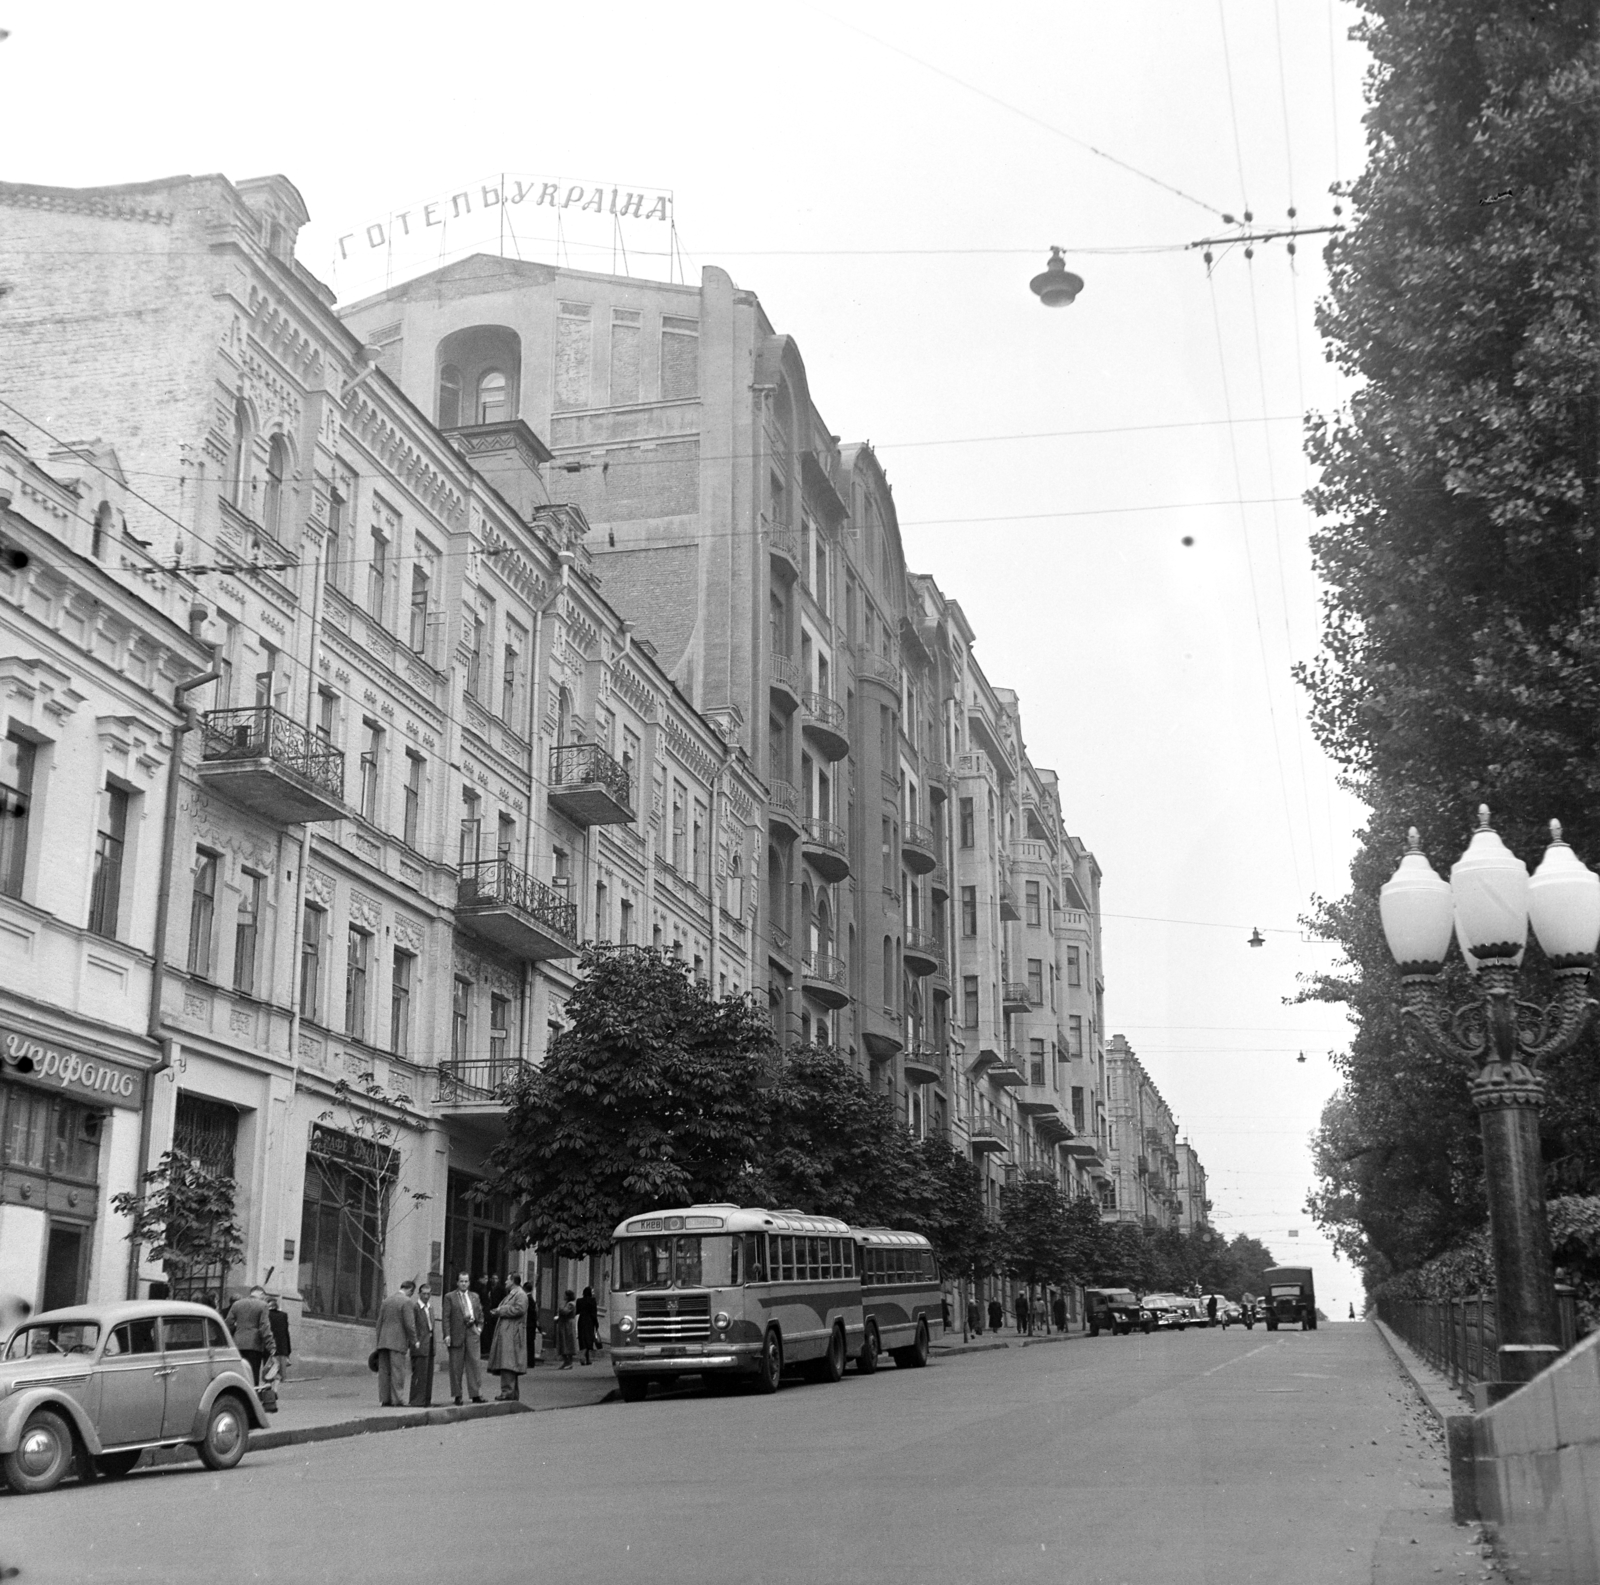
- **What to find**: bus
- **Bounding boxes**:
[852,1226,940,1369]
[609,1205,867,1400]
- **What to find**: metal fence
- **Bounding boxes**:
[1376,1290,1581,1391]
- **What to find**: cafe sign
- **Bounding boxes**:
[0,1024,146,1110]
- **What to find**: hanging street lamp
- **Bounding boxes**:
[1029,247,1085,308]
[1378,808,1599,1390]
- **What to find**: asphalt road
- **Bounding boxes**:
[1,1322,1487,1585]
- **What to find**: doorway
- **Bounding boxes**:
[41,1221,88,1311]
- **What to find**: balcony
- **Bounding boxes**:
[197,708,346,824]
[769,529,800,574]
[904,927,945,978]
[856,651,899,692]
[1002,981,1034,1013]
[929,863,950,902]
[924,758,950,802]
[968,1124,1009,1156]
[455,858,578,961]
[768,779,803,843]
[800,692,849,762]
[435,1058,534,1106]
[986,1052,1026,1087]
[801,950,850,1010]
[1065,1138,1106,1171]
[769,651,801,712]
[999,881,1021,923]
[547,742,634,827]
[902,1045,944,1086]
[902,820,938,875]
[1018,1099,1073,1142]
[801,817,850,883]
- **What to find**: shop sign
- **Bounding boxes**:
[308,1122,399,1179]
[0,1023,146,1110]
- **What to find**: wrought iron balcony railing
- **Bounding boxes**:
[801,691,846,732]
[549,741,633,810]
[802,951,848,990]
[770,651,801,698]
[457,857,578,942]
[200,707,345,799]
[435,1058,534,1103]
[803,817,847,855]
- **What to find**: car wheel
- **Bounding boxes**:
[755,1329,783,1394]
[909,1319,930,1368]
[807,1323,846,1383]
[3,1408,76,1494]
[857,1321,880,1374]
[94,1450,143,1480]
[197,1394,249,1471]
[618,1376,649,1403]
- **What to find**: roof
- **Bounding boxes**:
[850,1228,933,1248]
[612,1204,855,1237]
[12,1299,225,1331]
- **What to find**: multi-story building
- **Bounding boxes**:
[0,174,760,1357]
[343,257,1114,1278]
[1104,1034,1192,1229]
[0,434,211,1312]
[1174,1140,1210,1234]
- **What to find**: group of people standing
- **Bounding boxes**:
[964,1289,1072,1338]
[374,1276,602,1406]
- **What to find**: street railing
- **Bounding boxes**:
[1375,1291,1581,1391]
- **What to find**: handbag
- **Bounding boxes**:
[367,1348,381,1373]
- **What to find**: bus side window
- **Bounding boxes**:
[746,1233,766,1283]
[845,1242,856,1278]
[731,1236,741,1286]
[830,1237,841,1278]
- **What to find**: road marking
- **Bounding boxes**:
[1201,1342,1273,1378]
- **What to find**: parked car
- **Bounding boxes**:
[1144,1293,1198,1330]
[0,1301,270,1494]
[1084,1288,1156,1336]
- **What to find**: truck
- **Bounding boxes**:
[1262,1266,1316,1331]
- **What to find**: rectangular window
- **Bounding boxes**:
[87,784,129,938]
[359,720,382,822]
[671,780,687,870]
[233,869,262,996]
[367,521,388,624]
[1029,1039,1046,1089]
[503,619,527,723]
[1071,1085,1086,1134]
[326,477,349,594]
[408,564,430,653]
[299,1153,387,1324]
[1067,945,1082,986]
[555,302,591,411]
[467,606,486,700]
[451,976,471,1062]
[959,798,975,849]
[692,799,707,888]
[619,898,634,944]
[660,315,699,400]
[345,927,370,1042]
[254,642,276,710]
[390,949,413,1056]
[300,903,324,1019]
[460,789,482,867]
[961,886,977,938]
[962,975,979,1028]
[403,752,424,848]
[0,733,36,899]
[498,812,516,860]
[489,993,510,1074]
[1069,1014,1084,1059]
[316,688,338,747]
[1027,959,1043,1005]
[187,849,219,977]
[609,307,641,404]
[1025,881,1041,927]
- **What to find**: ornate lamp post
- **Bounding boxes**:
[1379,808,1599,1387]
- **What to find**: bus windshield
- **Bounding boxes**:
[615,1235,725,1290]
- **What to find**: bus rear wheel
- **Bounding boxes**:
[856,1321,880,1375]
[755,1329,784,1394]
[893,1319,930,1369]
[807,1323,846,1384]
[618,1377,650,1403]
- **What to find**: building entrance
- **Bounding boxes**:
[442,1170,512,1288]
[41,1221,88,1311]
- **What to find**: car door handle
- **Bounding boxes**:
[152,1366,177,1377]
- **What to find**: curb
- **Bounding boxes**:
[933,1330,1079,1358]
[1370,1317,1470,1429]
[1370,1317,1481,1526]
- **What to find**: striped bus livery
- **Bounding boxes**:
[853,1226,940,1369]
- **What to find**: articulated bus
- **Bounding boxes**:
[610,1205,866,1399]
[608,1206,944,1399]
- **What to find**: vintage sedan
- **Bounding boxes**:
[0,1301,270,1494]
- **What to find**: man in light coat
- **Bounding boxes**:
[375,1279,420,1406]
[442,1271,486,1405]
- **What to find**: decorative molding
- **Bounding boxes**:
[305,868,335,908]
[349,890,381,931]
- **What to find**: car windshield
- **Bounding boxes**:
[3,1321,100,1361]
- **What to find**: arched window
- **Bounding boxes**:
[438,365,463,428]
[816,896,833,957]
[263,434,288,536]
[883,936,894,1004]
[477,369,509,425]
[227,397,248,507]
[800,882,814,957]
[556,688,573,745]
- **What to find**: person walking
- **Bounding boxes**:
[556,1289,578,1369]
[967,1295,983,1338]
[1052,1292,1068,1333]
[576,1285,599,1366]
[224,1284,274,1386]
[375,1279,420,1406]
[1015,1290,1030,1335]
[443,1272,487,1405]
[265,1294,291,1383]
[1206,1293,1218,1327]
[488,1274,529,1401]
[408,1281,437,1407]
[987,1295,1003,1333]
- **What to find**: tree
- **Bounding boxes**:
[481,946,770,1257]
[738,1044,925,1226]
[1000,1169,1077,1299]
[902,1132,996,1337]
[1297,2,1600,1282]
[111,1149,246,1302]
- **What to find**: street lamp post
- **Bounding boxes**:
[1378,807,1599,1388]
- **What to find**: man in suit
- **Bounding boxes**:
[225,1284,274,1385]
[408,1281,438,1406]
[443,1271,486,1405]
[375,1279,420,1406]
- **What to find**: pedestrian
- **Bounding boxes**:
[967,1295,982,1337]
[940,1292,952,1331]
[266,1294,291,1384]
[1015,1290,1030,1335]
[577,1284,599,1366]
[481,1273,503,1360]
[1206,1293,1218,1326]
[557,1288,579,1369]
[488,1274,529,1401]
[987,1295,1003,1333]
[408,1281,437,1406]
[1052,1292,1068,1333]
[374,1279,420,1406]
[443,1271,487,1405]
[224,1284,274,1385]
[1348,1302,1355,1320]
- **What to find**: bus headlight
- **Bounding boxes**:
[619,1315,636,1338]
[713,1311,730,1333]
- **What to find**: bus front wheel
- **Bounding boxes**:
[807,1323,846,1384]
[756,1329,784,1394]
[857,1321,880,1374]
[618,1376,649,1403]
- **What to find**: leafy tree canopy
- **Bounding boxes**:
[110,1149,246,1293]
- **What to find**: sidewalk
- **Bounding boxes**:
[932,1325,1078,1357]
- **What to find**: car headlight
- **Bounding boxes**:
[618,1315,636,1338]
[713,1311,730,1333]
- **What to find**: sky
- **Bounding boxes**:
[3,0,1376,1315]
